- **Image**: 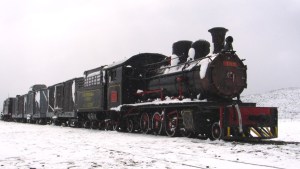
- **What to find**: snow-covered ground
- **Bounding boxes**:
[0,88,299,169]
[0,120,299,169]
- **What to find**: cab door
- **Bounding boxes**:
[107,67,122,109]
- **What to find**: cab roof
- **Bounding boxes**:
[105,53,167,70]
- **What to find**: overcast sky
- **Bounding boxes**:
[1,0,299,109]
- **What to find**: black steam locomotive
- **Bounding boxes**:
[1,27,278,140]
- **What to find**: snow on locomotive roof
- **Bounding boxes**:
[106,58,128,69]
[105,53,167,70]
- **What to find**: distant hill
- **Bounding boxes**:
[242,87,300,119]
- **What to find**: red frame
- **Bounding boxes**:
[220,106,278,139]
[223,107,277,127]
[111,91,118,103]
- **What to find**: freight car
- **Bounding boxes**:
[47,78,84,126]
[2,27,278,140]
[14,95,25,122]
[1,97,15,121]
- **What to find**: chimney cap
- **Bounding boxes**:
[208,27,228,33]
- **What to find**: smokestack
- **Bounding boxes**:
[208,27,228,53]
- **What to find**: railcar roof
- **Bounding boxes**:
[30,84,47,91]
[84,66,107,76]
[105,53,167,70]
[48,77,83,88]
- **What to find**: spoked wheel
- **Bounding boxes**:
[198,134,209,140]
[91,121,98,129]
[98,121,105,130]
[112,121,119,131]
[83,121,90,129]
[105,120,113,130]
[69,121,77,128]
[38,119,44,125]
[126,119,134,133]
[54,120,60,126]
[61,122,67,127]
[181,129,196,138]
[152,112,162,135]
[165,111,179,137]
[140,113,150,134]
[209,122,222,140]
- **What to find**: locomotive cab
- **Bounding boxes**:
[105,53,167,110]
[2,97,15,121]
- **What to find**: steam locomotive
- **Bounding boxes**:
[1,27,278,140]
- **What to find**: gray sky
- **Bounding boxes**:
[1,0,299,109]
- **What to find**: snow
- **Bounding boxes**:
[106,58,128,69]
[23,96,27,112]
[103,70,106,83]
[72,80,75,103]
[187,48,195,61]
[199,54,217,79]
[54,85,57,108]
[199,58,210,79]
[0,120,299,169]
[35,91,40,107]
[170,54,180,67]
[86,71,100,78]
[1,88,300,168]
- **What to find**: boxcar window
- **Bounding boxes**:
[84,71,101,87]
